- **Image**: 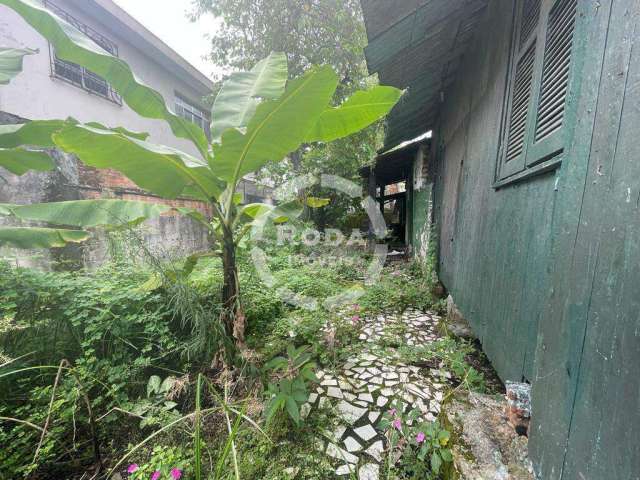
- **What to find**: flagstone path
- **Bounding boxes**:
[305,308,453,479]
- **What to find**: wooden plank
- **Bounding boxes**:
[529,1,625,478]
[364,0,470,72]
[360,0,427,41]
[561,1,640,478]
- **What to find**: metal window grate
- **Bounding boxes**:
[44,0,122,105]
[175,95,211,139]
[535,0,578,141]
[505,42,536,162]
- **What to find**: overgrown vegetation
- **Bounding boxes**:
[0,2,500,479]
[0,238,479,478]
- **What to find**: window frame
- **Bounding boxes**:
[496,0,581,186]
[44,0,122,105]
[175,94,211,139]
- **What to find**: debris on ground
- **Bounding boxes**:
[443,392,535,480]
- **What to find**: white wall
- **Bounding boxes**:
[0,0,211,159]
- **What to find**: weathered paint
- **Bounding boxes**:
[410,146,433,262]
[428,0,640,478]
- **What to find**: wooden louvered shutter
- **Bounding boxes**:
[498,0,579,181]
[500,0,541,179]
[524,0,579,166]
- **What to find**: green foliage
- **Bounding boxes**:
[231,402,336,479]
[359,263,441,316]
[263,344,317,426]
[397,338,486,393]
[380,402,453,479]
[126,445,190,480]
[211,52,288,143]
[190,0,368,80]
[0,261,191,477]
[0,146,53,175]
[0,226,89,249]
[0,198,173,248]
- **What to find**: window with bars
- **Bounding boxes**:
[175,95,211,139]
[44,0,122,104]
[497,0,578,182]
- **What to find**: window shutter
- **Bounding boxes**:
[534,0,578,141]
[519,0,542,47]
[505,43,537,162]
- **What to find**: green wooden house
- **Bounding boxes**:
[360,0,639,478]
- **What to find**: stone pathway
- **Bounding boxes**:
[306,309,452,479]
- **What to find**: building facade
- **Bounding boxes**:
[0,0,271,267]
[361,0,639,478]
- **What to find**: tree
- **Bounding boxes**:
[0,0,402,350]
[190,0,368,82]
[191,0,381,223]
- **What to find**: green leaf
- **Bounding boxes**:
[84,122,149,141]
[52,124,224,199]
[300,368,318,383]
[418,444,428,461]
[211,66,338,186]
[0,0,208,156]
[431,451,442,474]
[265,393,286,424]
[0,227,89,248]
[0,147,54,175]
[285,396,301,425]
[305,86,403,143]
[147,375,161,397]
[159,377,174,393]
[0,120,67,149]
[305,197,331,208]
[211,52,287,143]
[240,200,303,228]
[3,199,171,228]
[0,47,36,84]
[440,448,453,462]
[291,388,308,403]
[180,251,219,279]
[140,273,163,292]
[271,200,304,223]
[264,356,288,371]
[240,202,277,220]
[438,429,450,446]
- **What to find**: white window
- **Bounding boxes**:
[175,95,210,139]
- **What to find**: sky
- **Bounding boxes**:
[112,0,222,78]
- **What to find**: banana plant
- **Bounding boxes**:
[0,0,403,346]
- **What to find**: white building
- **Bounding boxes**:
[1,0,214,158]
[0,0,271,267]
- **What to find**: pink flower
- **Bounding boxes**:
[392,418,402,430]
[389,408,397,416]
[127,464,139,474]
[151,471,161,480]
[353,304,360,311]
[391,271,401,276]
[351,315,360,323]
[416,432,426,443]
[170,468,182,480]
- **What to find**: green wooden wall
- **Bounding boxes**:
[430,0,640,478]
